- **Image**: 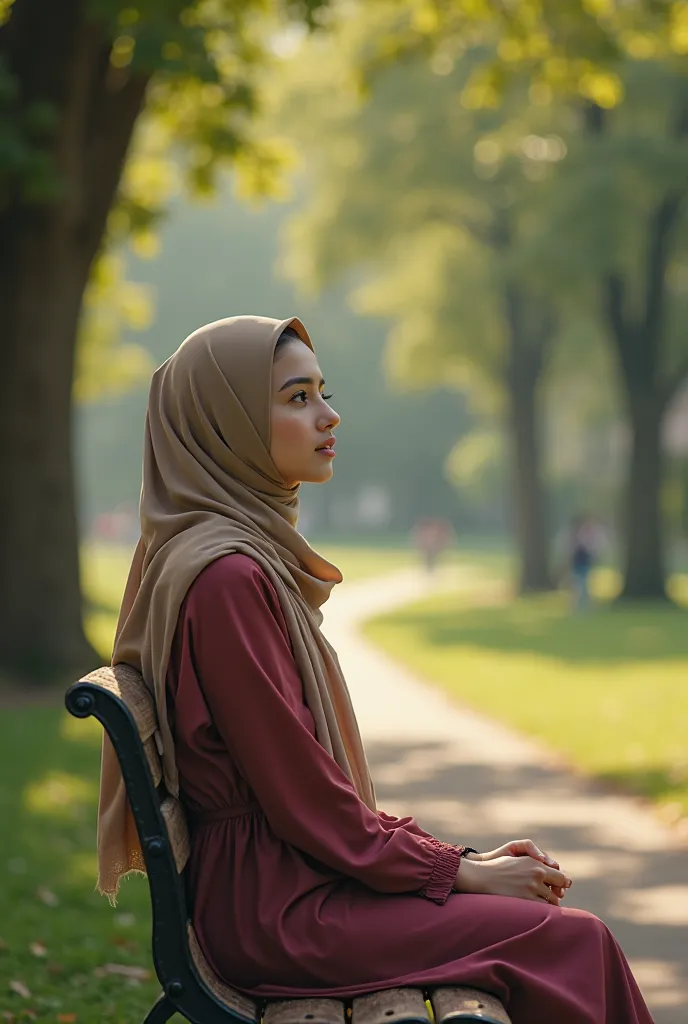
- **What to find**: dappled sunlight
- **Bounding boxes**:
[66,850,99,886]
[60,710,103,748]
[84,609,117,662]
[23,770,97,822]
[383,594,688,665]
[626,961,688,1010]
[81,541,134,613]
[613,887,688,928]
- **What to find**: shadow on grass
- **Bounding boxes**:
[596,764,688,809]
[382,594,688,664]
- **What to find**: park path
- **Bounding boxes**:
[320,564,688,1024]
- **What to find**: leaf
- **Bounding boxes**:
[57,1015,77,1023]
[35,886,59,907]
[8,980,31,998]
[93,963,151,981]
[0,937,8,951]
[28,942,47,958]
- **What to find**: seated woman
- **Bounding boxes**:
[97,316,653,1024]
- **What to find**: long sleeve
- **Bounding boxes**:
[177,554,463,904]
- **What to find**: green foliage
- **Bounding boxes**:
[1,0,331,403]
[268,6,688,530]
[352,0,687,109]
[75,254,154,404]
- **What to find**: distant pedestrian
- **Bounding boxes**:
[411,517,455,573]
[564,514,606,611]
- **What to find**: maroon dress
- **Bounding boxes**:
[166,554,652,1024]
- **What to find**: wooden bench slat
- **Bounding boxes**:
[186,924,258,1022]
[430,986,512,1024]
[352,987,429,1024]
[264,997,346,1024]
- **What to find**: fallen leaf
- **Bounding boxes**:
[35,887,59,907]
[57,1015,77,1023]
[109,935,139,952]
[113,912,135,928]
[0,938,8,952]
[94,963,151,981]
[8,980,31,999]
[28,943,46,958]
[46,962,64,975]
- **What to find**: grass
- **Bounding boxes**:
[0,707,164,1022]
[363,562,688,826]
[80,541,418,659]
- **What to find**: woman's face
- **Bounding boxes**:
[270,339,340,488]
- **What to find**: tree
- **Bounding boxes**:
[277,1,688,597]
[0,0,326,683]
[520,63,688,599]
[396,7,688,599]
[271,27,571,591]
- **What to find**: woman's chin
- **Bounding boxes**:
[303,463,335,485]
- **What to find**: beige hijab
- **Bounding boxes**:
[96,314,376,903]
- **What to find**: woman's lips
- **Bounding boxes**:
[316,448,335,457]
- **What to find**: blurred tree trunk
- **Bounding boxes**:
[605,265,674,601]
[503,283,554,594]
[588,101,687,600]
[0,0,148,682]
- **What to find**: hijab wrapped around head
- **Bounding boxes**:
[96,314,376,903]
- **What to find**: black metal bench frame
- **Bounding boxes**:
[65,678,509,1024]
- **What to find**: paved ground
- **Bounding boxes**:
[321,565,688,1023]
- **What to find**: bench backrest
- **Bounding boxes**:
[65,665,258,1023]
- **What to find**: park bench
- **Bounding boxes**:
[64,665,512,1024]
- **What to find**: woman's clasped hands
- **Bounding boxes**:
[454,839,573,905]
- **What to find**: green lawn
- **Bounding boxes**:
[363,563,688,825]
[81,541,417,661]
[0,706,165,1022]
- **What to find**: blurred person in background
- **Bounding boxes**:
[557,513,608,611]
[412,516,455,573]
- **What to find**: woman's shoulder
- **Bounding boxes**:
[193,552,271,590]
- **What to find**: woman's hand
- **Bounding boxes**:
[455,852,572,905]
[465,839,571,902]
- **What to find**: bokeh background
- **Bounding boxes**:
[1,0,687,1020]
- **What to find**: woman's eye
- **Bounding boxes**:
[290,390,334,404]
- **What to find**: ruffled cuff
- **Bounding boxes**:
[419,838,465,905]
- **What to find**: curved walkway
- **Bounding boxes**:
[321,565,688,1023]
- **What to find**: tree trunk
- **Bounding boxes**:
[620,389,667,599]
[589,97,687,601]
[504,287,553,594]
[0,227,100,682]
[0,1,148,683]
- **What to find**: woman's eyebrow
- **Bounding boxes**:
[278,376,325,392]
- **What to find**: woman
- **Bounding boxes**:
[97,316,653,1024]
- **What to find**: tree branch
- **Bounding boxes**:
[643,191,683,341]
